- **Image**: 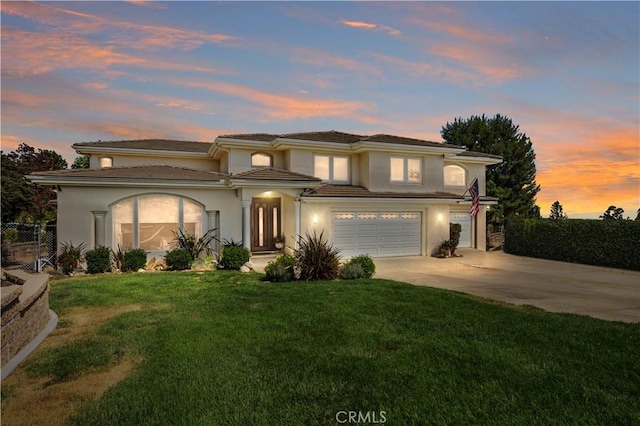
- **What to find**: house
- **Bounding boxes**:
[28,131,501,259]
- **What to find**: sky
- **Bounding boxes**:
[1,1,638,219]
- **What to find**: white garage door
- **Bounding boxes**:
[449,212,471,248]
[332,212,421,257]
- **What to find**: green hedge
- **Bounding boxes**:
[504,219,640,270]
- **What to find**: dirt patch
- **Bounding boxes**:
[1,304,147,425]
[1,356,138,426]
[43,304,144,349]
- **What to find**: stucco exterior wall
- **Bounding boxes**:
[89,154,218,171]
[56,186,243,252]
[300,199,457,256]
[226,148,285,174]
[287,149,314,177]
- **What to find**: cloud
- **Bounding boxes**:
[410,18,511,44]
[340,20,401,36]
[290,47,383,79]
[172,78,377,123]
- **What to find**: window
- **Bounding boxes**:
[100,157,113,168]
[112,195,203,252]
[251,152,272,167]
[314,155,349,182]
[390,157,421,183]
[444,165,466,186]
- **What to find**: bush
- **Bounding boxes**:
[295,230,341,281]
[345,254,376,278]
[57,241,86,275]
[449,223,461,255]
[3,228,18,244]
[85,245,111,274]
[121,248,147,272]
[340,262,365,280]
[164,248,193,271]
[219,244,250,270]
[505,218,640,270]
[264,254,296,282]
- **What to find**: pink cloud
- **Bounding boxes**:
[340,20,401,36]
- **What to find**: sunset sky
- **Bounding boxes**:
[1,1,638,219]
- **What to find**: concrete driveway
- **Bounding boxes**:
[373,249,640,323]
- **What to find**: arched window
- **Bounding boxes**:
[112,195,203,252]
[251,152,272,167]
[444,165,465,186]
[100,157,113,168]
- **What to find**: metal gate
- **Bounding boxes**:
[1,223,56,272]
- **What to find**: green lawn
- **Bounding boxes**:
[15,272,640,424]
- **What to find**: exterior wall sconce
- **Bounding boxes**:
[312,214,319,225]
[437,213,443,223]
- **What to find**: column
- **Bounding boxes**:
[242,200,251,250]
[92,211,107,247]
[206,210,219,253]
[294,199,301,250]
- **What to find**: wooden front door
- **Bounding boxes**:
[251,198,281,252]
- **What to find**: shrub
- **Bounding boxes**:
[219,243,250,270]
[346,254,376,278]
[121,248,147,272]
[57,241,86,275]
[85,245,111,274]
[295,230,341,281]
[340,262,365,280]
[111,245,126,271]
[264,254,296,282]
[505,218,640,270]
[164,248,193,271]
[173,228,218,260]
[3,228,19,244]
[449,223,461,255]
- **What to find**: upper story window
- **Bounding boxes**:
[251,152,272,167]
[444,165,466,186]
[314,154,349,182]
[390,157,421,183]
[100,157,113,168]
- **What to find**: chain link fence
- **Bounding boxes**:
[1,223,56,272]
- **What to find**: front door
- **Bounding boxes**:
[251,198,281,252]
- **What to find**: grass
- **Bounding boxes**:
[13,272,640,424]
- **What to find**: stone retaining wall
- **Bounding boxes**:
[1,270,51,367]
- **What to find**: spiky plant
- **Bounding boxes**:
[295,230,341,281]
[173,228,218,260]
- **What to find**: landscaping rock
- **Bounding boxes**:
[240,261,254,273]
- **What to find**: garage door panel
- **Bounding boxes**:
[333,211,421,257]
[450,212,471,248]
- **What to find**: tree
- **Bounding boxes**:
[71,156,90,169]
[441,114,541,219]
[636,208,640,221]
[600,205,625,220]
[549,201,567,220]
[1,143,67,224]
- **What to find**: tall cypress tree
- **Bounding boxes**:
[441,114,541,219]
[549,201,567,220]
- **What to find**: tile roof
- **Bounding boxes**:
[217,133,279,142]
[72,139,213,153]
[230,168,321,182]
[362,134,459,149]
[31,165,228,181]
[302,184,464,199]
[279,131,365,144]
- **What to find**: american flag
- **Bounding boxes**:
[469,178,480,217]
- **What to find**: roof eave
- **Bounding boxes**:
[447,155,503,165]
[351,141,465,155]
[227,179,321,189]
[27,175,227,188]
